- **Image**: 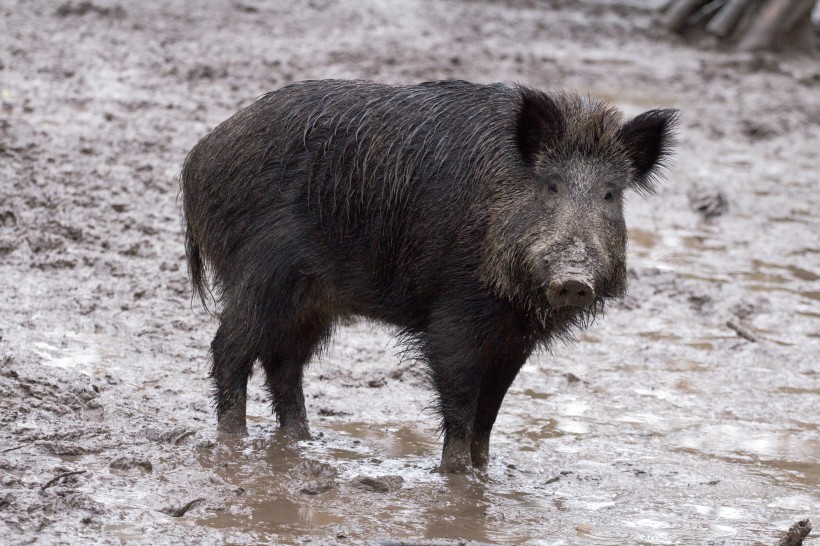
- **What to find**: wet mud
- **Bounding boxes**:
[1,0,818,544]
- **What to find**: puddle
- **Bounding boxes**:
[179,325,819,545]
[629,227,660,257]
[31,331,126,373]
[192,430,546,544]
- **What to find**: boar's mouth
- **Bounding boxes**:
[535,253,627,329]
[543,266,626,307]
[545,268,596,309]
[530,274,623,335]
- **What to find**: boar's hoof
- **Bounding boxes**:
[470,433,490,468]
[547,279,595,309]
[440,437,473,473]
[217,405,248,436]
[217,421,248,436]
[280,420,311,440]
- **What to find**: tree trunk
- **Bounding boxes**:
[661,0,818,50]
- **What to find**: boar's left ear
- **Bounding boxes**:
[619,109,679,192]
[515,88,564,165]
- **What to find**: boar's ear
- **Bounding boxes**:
[516,88,564,165]
[619,109,679,192]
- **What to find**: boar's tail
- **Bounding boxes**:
[185,224,212,313]
[180,139,218,314]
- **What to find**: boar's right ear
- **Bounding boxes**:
[619,109,679,192]
[515,89,564,165]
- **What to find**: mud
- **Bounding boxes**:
[1,0,818,544]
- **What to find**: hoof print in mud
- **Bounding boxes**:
[687,185,728,220]
[159,497,205,518]
[109,456,153,473]
[299,480,335,496]
[352,475,404,493]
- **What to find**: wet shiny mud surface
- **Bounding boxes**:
[1,0,818,544]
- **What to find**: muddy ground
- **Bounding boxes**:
[1,0,818,544]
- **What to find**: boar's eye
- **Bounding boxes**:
[604,191,614,201]
[548,184,559,194]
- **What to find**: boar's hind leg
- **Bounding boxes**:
[260,315,331,439]
[470,343,531,468]
[211,314,257,435]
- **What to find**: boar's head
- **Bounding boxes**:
[480,88,678,333]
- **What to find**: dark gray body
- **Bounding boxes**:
[181,79,677,472]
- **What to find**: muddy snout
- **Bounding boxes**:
[547,275,596,309]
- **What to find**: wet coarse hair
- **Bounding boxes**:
[180,79,677,459]
[182,80,675,334]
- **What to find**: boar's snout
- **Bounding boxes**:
[547,278,596,309]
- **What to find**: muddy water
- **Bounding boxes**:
[177,194,817,544]
[1,0,819,544]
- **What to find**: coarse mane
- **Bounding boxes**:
[263,80,518,235]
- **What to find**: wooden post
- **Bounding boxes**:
[738,0,809,50]
[662,0,714,32]
[706,0,755,36]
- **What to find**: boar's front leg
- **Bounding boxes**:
[423,319,483,473]
[470,340,532,468]
[424,298,532,473]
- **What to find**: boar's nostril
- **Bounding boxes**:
[547,279,595,309]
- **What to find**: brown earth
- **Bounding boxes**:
[1,0,818,544]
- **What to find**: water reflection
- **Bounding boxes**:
[31,331,126,373]
[672,423,820,494]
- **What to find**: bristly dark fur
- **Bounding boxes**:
[180,79,677,471]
